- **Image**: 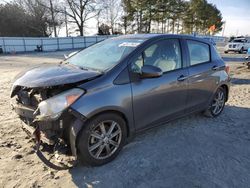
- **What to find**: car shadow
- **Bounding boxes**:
[222,57,245,62]
[231,77,250,85]
[68,105,250,188]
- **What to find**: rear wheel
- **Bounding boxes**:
[239,47,244,54]
[224,51,228,54]
[77,113,127,166]
[204,87,226,117]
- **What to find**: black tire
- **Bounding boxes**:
[77,112,127,166]
[247,62,250,69]
[204,87,226,118]
[224,51,228,54]
[239,48,244,54]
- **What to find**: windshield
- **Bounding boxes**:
[232,39,246,43]
[66,38,145,71]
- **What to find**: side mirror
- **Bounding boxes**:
[64,54,69,59]
[64,51,78,60]
[141,65,162,78]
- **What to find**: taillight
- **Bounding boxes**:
[225,65,230,75]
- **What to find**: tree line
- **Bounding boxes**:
[122,0,223,34]
[0,0,223,37]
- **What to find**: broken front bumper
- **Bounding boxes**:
[12,103,86,170]
[12,103,62,143]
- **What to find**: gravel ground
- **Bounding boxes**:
[0,50,249,188]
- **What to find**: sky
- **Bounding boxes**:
[1,0,250,37]
[207,0,250,36]
[61,0,250,37]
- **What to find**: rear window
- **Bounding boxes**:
[187,40,210,66]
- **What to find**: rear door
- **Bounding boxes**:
[185,39,218,111]
[130,38,189,130]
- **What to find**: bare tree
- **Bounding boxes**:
[16,0,64,36]
[100,0,121,34]
[64,0,98,36]
[20,0,52,36]
[34,0,64,37]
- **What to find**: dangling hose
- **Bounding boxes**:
[33,127,77,170]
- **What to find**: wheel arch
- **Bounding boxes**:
[220,84,229,102]
[85,110,131,138]
[203,83,229,117]
[69,108,133,157]
[207,83,230,109]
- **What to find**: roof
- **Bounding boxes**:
[113,33,210,44]
[115,33,184,39]
[114,33,204,40]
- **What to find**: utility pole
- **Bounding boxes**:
[64,7,69,37]
[222,21,226,37]
[49,0,57,37]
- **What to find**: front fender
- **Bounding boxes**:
[69,83,135,154]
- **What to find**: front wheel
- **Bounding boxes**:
[77,113,127,166]
[204,87,226,117]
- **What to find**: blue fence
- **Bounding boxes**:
[0,35,116,53]
[0,35,226,54]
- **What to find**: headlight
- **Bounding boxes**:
[37,88,84,120]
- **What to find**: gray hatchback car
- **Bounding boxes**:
[11,34,230,167]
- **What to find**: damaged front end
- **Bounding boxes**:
[11,85,86,170]
[9,64,102,169]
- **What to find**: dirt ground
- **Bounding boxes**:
[0,50,249,188]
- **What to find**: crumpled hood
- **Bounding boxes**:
[11,64,101,97]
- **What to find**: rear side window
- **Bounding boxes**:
[187,40,210,66]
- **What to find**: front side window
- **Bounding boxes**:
[67,38,145,72]
[187,40,210,66]
[131,39,182,73]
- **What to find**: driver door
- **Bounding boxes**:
[130,39,189,131]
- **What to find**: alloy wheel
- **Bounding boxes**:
[88,120,122,160]
[211,89,225,115]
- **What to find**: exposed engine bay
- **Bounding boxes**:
[11,85,79,169]
[12,86,70,141]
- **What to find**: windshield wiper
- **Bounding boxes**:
[78,66,89,71]
[62,62,104,73]
[59,60,70,65]
[79,66,104,74]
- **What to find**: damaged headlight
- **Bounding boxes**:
[36,88,84,120]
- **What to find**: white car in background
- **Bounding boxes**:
[224,38,250,54]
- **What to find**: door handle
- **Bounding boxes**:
[212,65,219,70]
[177,75,188,81]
